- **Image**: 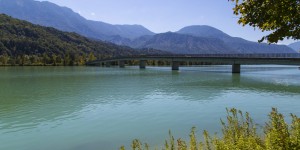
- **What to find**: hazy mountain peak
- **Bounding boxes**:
[128,26,296,54]
[177,25,230,39]
[288,41,300,52]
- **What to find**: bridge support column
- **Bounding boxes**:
[232,64,241,73]
[119,61,125,68]
[172,61,179,70]
[139,60,146,69]
[105,62,111,67]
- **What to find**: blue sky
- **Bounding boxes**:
[39,0,296,45]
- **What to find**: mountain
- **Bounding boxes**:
[130,32,236,54]
[0,14,158,66]
[176,25,296,54]
[0,0,296,54]
[0,0,155,40]
[289,41,300,52]
[177,25,231,40]
[126,26,295,54]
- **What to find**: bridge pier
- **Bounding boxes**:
[232,64,241,73]
[119,61,125,68]
[139,60,146,69]
[172,61,179,70]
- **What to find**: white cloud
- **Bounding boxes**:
[91,12,96,16]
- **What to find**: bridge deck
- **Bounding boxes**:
[86,53,300,73]
[87,53,300,65]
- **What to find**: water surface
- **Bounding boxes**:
[0,66,300,150]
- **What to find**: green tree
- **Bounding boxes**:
[88,52,97,61]
[64,53,71,66]
[51,54,57,66]
[42,53,50,66]
[229,0,300,43]
[29,55,38,65]
[56,55,63,65]
[0,54,9,65]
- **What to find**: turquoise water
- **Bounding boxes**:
[0,66,300,150]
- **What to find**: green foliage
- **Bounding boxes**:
[119,139,150,150]
[229,0,300,43]
[211,108,264,150]
[0,14,137,66]
[121,108,300,150]
[265,108,300,150]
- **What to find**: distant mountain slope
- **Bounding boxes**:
[126,26,295,54]
[289,41,300,52]
[176,25,296,54]
[0,14,143,65]
[0,0,154,40]
[177,25,231,39]
[130,32,236,54]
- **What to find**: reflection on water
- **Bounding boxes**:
[0,66,300,150]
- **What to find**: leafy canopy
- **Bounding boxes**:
[229,0,300,43]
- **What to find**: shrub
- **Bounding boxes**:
[120,108,300,150]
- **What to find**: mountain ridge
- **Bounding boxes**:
[0,0,155,40]
[0,14,167,66]
[0,0,296,54]
[129,32,236,54]
[126,26,296,54]
[289,41,300,52]
[177,25,231,40]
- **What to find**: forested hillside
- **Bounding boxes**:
[0,14,139,66]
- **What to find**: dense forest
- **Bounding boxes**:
[0,14,146,66]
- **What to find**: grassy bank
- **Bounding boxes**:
[121,108,300,150]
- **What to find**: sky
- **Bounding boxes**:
[39,0,297,45]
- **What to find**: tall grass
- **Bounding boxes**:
[120,108,300,150]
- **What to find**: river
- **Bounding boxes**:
[0,65,300,150]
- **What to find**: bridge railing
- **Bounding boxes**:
[87,53,300,64]
[140,53,300,58]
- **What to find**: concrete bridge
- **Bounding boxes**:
[86,53,300,73]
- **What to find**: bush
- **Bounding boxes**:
[120,108,300,150]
